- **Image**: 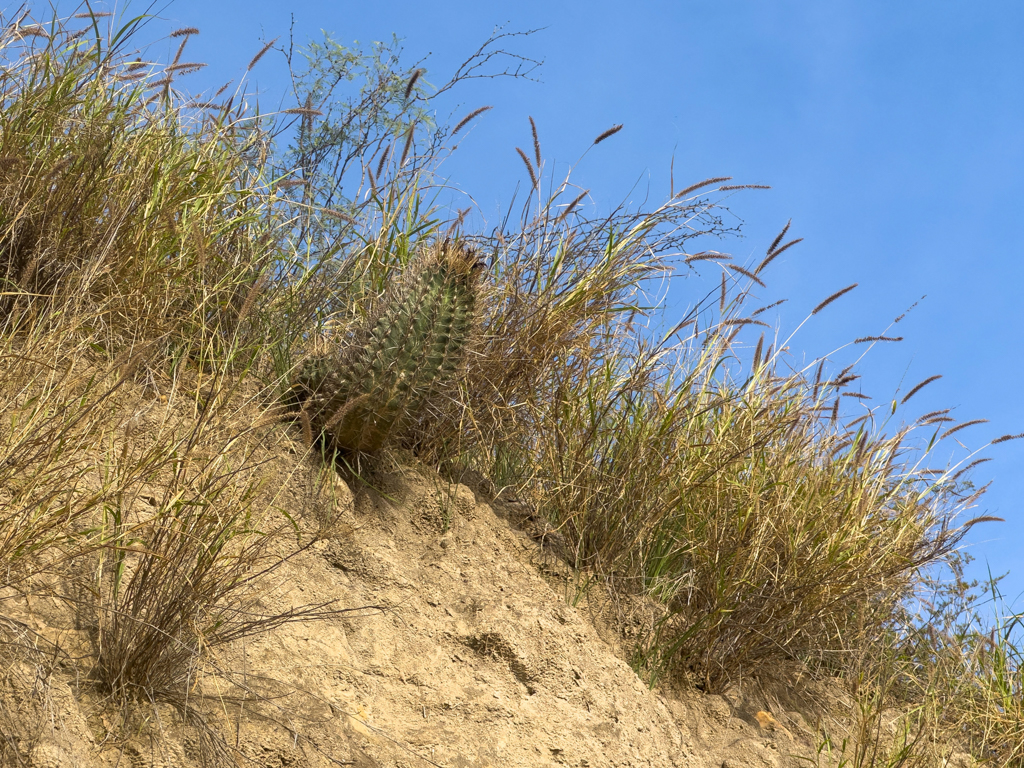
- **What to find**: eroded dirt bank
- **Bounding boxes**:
[5,449,861,768]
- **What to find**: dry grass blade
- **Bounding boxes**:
[719,184,771,191]
[452,105,492,135]
[755,237,803,275]
[685,251,732,264]
[674,176,731,199]
[728,264,766,288]
[901,374,942,404]
[516,147,539,190]
[721,318,769,327]
[247,37,278,71]
[768,220,792,255]
[812,283,858,314]
[401,121,416,165]
[529,116,542,168]
[593,123,623,144]
[554,189,589,224]
[404,68,423,100]
[171,38,187,67]
[283,106,324,117]
[375,144,391,179]
[166,62,206,74]
[940,419,988,439]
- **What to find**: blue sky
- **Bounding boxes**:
[56,1,1024,607]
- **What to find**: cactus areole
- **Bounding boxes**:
[294,239,482,452]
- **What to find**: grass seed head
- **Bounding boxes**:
[593,123,623,144]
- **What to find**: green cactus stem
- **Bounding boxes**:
[293,239,481,453]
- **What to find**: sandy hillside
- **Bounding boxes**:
[1,403,878,768]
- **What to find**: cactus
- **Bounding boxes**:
[293,239,482,453]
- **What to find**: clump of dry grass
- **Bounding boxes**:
[0,29,273,352]
[84,382,332,702]
[0,10,314,715]
[808,566,1023,768]
[0,333,139,579]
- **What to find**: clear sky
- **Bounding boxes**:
[47,1,1024,608]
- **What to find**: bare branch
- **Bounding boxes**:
[433,26,544,99]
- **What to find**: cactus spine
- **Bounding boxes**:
[294,239,481,453]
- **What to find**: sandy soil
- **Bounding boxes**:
[0,416,876,768]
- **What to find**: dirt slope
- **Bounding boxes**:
[4,439,837,768]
